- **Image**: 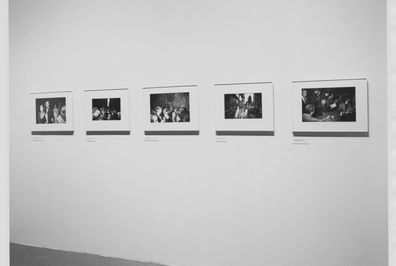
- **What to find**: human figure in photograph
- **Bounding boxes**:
[162,106,173,122]
[56,105,66,123]
[301,89,308,113]
[301,87,356,122]
[233,94,250,119]
[45,100,54,123]
[53,104,59,122]
[316,98,329,115]
[302,104,331,122]
[37,104,47,124]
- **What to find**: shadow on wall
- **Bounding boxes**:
[10,243,170,266]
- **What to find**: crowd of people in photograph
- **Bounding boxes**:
[92,98,121,121]
[301,88,356,122]
[150,105,190,123]
[150,93,190,123]
[224,93,262,119]
[36,100,66,124]
[92,107,121,120]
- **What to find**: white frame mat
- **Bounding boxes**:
[215,82,274,134]
[30,90,74,132]
[292,78,368,134]
[84,88,130,133]
[143,85,199,134]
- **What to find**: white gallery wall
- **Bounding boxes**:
[10,0,388,266]
[0,0,9,264]
[389,0,396,264]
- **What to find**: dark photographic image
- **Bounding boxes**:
[224,93,262,119]
[92,98,121,120]
[301,87,356,122]
[35,97,66,124]
[150,92,190,123]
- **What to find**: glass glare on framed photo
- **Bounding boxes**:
[301,87,356,122]
[92,98,121,121]
[150,92,190,123]
[35,97,67,124]
[224,93,262,119]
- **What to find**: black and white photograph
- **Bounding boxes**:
[301,87,356,122]
[92,98,121,121]
[224,93,262,119]
[35,97,67,124]
[150,92,190,123]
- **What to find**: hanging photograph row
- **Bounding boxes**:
[30,78,369,135]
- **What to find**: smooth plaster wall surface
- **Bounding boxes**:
[389,0,396,264]
[10,0,388,266]
[0,0,9,264]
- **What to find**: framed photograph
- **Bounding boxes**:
[30,91,74,132]
[143,85,199,134]
[215,82,274,134]
[84,88,130,133]
[292,78,368,134]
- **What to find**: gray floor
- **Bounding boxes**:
[10,243,169,266]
